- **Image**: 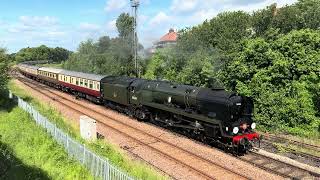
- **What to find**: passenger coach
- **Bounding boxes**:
[58,70,105,102]
[37,67,62,87]
[18,64,39,79]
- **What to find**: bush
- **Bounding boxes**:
[221,29,320,137]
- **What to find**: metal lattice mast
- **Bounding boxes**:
[131,0,139,77]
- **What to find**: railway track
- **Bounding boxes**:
[262,132,320,168]
[240,151,320,179]
[16,76,250,180]
[16,76,320,179]
[262,133,320,153]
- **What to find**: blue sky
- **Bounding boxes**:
[0,0,297,53]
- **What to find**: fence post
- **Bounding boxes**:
[66,135,69,154]
[55,125,58,139]
[106,160,110,180]
[83,145,86,165]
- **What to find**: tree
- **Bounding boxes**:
[252,4,277,36]
[116,13,134,39]
[206,11,252,52]
[96,36,111,53]
[0,48,9,91]
[14,45,71,63]
[296,0,320,29]
[252,0,320,36]
[63,13,139,76]
[272,5,304,34]
[221,29,320,135]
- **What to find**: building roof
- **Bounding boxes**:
[60,69,107,81]
[159,29,177,42]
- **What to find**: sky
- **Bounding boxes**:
[0,0,297,53]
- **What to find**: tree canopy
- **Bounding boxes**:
[63,13,139,76]
[221,29,320,134]
[14,45,71,63]
[0,48,9,92]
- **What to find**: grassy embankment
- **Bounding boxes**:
[0,95,93,180]
[8,80,167,180]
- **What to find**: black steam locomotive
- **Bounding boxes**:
[18,64,260,152]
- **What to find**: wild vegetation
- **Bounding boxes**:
[0,96,93,180]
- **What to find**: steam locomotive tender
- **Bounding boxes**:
[18,64,260,153]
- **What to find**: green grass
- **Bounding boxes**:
[8,80,167,180]
[0,99,94,180]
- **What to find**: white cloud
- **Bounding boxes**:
[149,12,171,27]
[104,0,127,12]
[79,22,101,31]
[170,0,198,13]
[19,16,58,26]
[106,20,117,32]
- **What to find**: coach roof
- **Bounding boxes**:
[38,67,63,74]
[59,69,107,81]
[19,64,40,70]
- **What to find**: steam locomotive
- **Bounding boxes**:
[18,63,260,153]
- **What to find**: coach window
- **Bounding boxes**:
[89,81,93,89]
[84,80,88,87]
[97,83,100,90]
[76,78,79,85]
[80,79,83,86]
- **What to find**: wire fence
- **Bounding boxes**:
[13,92,134,180]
